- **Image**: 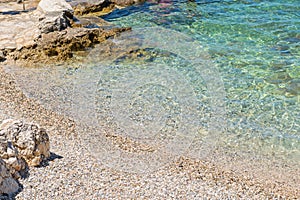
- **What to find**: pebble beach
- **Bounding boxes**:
[1,0,300,199]
[0,65,299,199]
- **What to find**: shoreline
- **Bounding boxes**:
[0,0,299,199]
[1,63,299,198]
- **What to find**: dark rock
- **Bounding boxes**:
[285,79,300,96]
[0,51,5,62]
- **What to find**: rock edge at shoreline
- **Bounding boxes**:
[0,0,143,65]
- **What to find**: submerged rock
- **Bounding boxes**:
[285,79,300,96]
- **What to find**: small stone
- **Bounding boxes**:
[0,51,5,61]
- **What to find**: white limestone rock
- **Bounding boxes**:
[37,0,74,33]
[38,0,73,14]
[0,119,50,167]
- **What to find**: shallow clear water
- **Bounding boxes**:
[102,0,300,161]
[5,0,300,172]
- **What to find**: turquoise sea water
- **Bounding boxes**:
[101,0,300,162]
[5,0,299,172]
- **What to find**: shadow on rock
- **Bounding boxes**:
[38,152,63,167]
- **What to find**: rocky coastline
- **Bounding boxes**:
[0,0,299,199]
[0,0,138,66]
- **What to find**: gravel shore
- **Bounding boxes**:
[1,0,299,199]
[1,62,299,199]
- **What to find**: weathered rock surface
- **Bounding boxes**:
[111,0,145,7]
[0,8,41,52]
[0,0,39,13]
[69,0,111,15]
[0,158,20,196]
[38,0,73,14]
[37,0,74,33]
[69,0,146,15]
[38,11,72,33]
[0,119,50,196]
[8,26,130,64]
[0,0,132,64]
[0,134,25,179]
[0,119,50,168]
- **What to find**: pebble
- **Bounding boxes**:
[0,1,299,199]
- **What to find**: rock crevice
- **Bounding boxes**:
[0,119,50,196]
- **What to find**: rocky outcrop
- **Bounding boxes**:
[8,26,130,64]
[0,119,50,196]
[37,0,74,34]
[38,11,72,34]
[0,0,133,64]
[69,0,112,15]
[0,119,50,168]
[38,0,73,14]
[69,0,146,15]
[0,158,20,196]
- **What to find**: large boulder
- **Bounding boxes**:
[38,0,73,14]
[0,120,26,179]
[0,134,25,179]
[37,0,74,33]
[38,11,72,33]
[0,119,50,196]
[0,119,50,167]
[0,158,20,196]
